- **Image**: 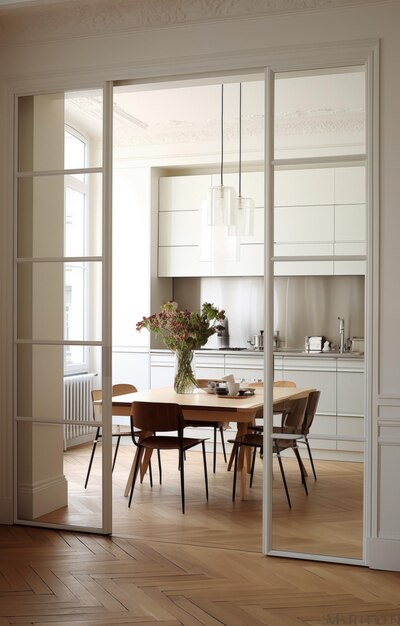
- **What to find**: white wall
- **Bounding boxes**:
[1,0,400,569]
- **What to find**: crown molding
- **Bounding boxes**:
[0,0,388,46]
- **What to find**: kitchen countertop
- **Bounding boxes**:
[194,348,364,358]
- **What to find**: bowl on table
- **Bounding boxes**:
[215,386,229,396]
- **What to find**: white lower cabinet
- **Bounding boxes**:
[150,351,174,388]
[280,355,364,460]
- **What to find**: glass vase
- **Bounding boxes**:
[174,347,197,394]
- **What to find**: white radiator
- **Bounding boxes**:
[64,373,97,449]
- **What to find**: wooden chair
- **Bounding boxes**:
[184,379,227,473]
[128,401,209,514]
[85,383,137,488]
[296,390,320,480]
[230,395,309,508]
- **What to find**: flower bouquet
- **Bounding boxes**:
[137,301,225,393]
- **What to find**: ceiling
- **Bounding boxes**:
[64,69,366,165]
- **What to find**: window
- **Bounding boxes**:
[64,127,88,373]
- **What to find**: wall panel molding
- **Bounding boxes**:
[0,0,390,46]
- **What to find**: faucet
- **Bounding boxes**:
[338,317,345,353]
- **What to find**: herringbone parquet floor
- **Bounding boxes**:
[4,445,398,625]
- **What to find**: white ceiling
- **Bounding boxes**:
[64,69,366,165]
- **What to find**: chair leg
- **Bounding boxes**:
[179,449,185,514]
[213,425,217,474]
[148,459,153,487]
[232,442,240,502]
[293,447,308,496]
[250,447,257,488]
[276,450,292,509]
[84,427,101,488]
[201,441,209,501]
[112,435,121,472]
[157,449,162,484]
[305,437,317,480]
[128,447,143,508]
[219,426,227,463]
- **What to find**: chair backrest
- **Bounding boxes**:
[281,395,308,433]
[91,384,137,420]
[130,401,185,434]
[113,383,137,396]
[273,380,296,388]
[302,390,320,435]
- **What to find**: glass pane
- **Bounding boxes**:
[17,261,102,341]
[16,343,104,528]
[274,165,366,262]
[274,68,366,159]
[271,448,364,558]
[18,89,103,172]
[17,173,102,258]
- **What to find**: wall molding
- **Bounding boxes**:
[0,0,390,46]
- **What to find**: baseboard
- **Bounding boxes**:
[0,497,13,524]
[368,537,400,571]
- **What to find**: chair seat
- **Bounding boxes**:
[228,434,262,447]
[139,435,208,451]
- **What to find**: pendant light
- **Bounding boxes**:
[207,84,235,226]
[229,83,255,237]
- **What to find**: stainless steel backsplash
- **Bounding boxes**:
[173,275,365,350]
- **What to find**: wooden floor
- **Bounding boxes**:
[4,445,400,624]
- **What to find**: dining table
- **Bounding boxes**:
[109,384,314,500]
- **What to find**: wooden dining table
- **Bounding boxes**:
[110,384,314,500]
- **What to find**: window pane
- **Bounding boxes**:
[17,174,102,258]
[17,261,102,341]
[274,68,366,159]
[18,89,103,172]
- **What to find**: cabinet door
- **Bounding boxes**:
[159,175,211,212]
[150,352,174,388]
[282,358,336,415]
[275,168,334,207]
[334,166,365,204]
[337,370,364,417]
[195,353,225,381]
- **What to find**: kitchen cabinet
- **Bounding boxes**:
[274,165,366,276]
[158,172,264,277]
[150,351,174,388]
[280,354,365,459]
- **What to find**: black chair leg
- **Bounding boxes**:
[148,459,153,487]
[112,435,121,472]
[179,449,185,514]
[232,442,240,502]
[128,447,143,508]
[213,425,217,474]
[201,441,209,501]
[157,449,162,484]
[219,426,227,463]
[84,427,101,488]
[305,438,317,480]
[293,447,308,496]
[276,450,292,509]
[250,446,257,488]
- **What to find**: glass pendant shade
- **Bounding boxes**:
[228,195,255,237]
[207,183,235,226]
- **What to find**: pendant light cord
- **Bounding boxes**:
[220,84,224,186]
[238,82,242,198]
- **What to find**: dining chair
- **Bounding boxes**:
[128,401,209,514]
[85,383,138,488]
[229,395,309,508]
[184,378,227,473]
[296,390,320,480]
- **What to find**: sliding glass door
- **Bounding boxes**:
[15,85,113,533]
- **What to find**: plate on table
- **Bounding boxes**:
[218,387,256,398]
[203,387,217,394]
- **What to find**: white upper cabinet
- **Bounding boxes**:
[158,172,264,277]
[274,165,366,276]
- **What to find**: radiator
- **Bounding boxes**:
[64,373,97,449]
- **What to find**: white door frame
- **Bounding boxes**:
[1,37,379,561]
